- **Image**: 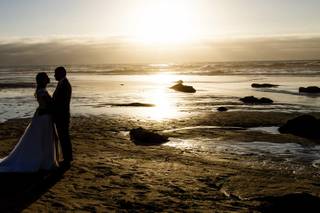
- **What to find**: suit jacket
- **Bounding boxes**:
[53,78,72,118]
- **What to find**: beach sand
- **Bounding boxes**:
[0,112,320,212]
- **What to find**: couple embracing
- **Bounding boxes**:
[0,67,72,172]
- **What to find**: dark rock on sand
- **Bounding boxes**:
[279,114,320,139]
[112,103,155,107]
[299,86,320,93]
[240,96,273,104]
[251,83,278,88]
[129,127,169,145]
[170,81,196,93]
[217,107,228,112]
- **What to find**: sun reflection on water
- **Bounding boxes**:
[149,89,176,120]
[142,73,181,121]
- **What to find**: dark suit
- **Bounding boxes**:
[53,78,72,161]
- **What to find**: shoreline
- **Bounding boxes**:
[0,111,320,211]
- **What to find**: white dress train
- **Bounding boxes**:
[0,89,59,172]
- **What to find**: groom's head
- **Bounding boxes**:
[54,66,67,81]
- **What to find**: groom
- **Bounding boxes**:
[53,66,73,164]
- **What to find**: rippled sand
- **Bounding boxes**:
[0,111,320,212]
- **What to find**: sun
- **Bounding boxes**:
[133,1,197,44]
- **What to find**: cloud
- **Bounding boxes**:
[0,36,133,65]
[0,35,319,65]
[199,35,320,61]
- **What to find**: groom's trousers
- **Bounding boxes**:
[55,115,73,162]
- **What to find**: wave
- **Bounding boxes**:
[1,60,320,76]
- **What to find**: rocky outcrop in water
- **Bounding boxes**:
[299,86,320,93]
[0,83,36,89]
[129,127,169,145]
[217,107,228,112]
[251,83,278,88]
[170,81,196,93]
[112,103,155,107]
[240,96,273,104]
[279,114,320,139]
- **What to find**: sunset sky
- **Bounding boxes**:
[1,0,320,64]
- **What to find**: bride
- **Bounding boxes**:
[0,72,59,172]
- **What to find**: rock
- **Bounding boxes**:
[170,82,196,93]
[279,114,320,139]
[112,103,155,107]
[299,86,320,93]
[240,96,273,104]
[251,83,278,88]
[259,97,274,104]
[0,83,36,89]
[129,127,169,145]
[217,107,228,112]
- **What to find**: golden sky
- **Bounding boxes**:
[0,0,320,64]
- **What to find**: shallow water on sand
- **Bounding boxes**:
[166,137,320,170]
[1,73,320,122]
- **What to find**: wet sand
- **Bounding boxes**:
[0,111,320,212]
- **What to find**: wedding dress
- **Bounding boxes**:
[0,88,59,172]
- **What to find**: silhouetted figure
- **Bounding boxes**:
[0,72,59,172]
[53,67,73,163]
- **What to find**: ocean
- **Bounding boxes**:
[1,60,320,122]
